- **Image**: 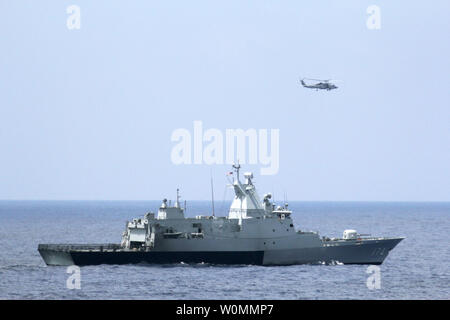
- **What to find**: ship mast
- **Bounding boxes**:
[232,162,247,195]
[232,162,241,181]
[210,170,215,217]
[175,188,180,208]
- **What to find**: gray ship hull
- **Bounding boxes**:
[38,238,403,266]
[263,238,403,265]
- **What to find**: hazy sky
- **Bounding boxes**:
[1,1,449,201]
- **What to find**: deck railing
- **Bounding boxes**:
[38,243,121,252]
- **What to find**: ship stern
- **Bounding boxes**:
[38,244,75,266]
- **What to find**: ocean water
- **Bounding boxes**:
[0,200,448,300]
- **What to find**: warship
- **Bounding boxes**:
[38,165,404,266]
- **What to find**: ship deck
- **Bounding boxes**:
[38,243,125,252]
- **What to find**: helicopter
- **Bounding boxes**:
[300,78,338,91]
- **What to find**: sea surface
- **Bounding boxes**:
[0,201,448,300]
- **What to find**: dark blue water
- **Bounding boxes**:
[0,201,448,299]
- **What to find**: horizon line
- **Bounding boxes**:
[0,199,449,203]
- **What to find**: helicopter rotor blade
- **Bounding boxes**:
[303,78,325,81]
